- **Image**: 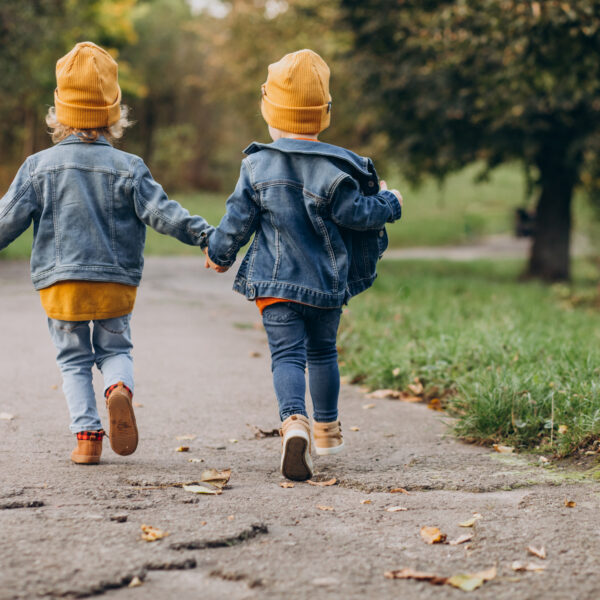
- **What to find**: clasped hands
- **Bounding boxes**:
[203,248,229,273]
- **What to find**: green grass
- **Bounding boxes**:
[338,259,600,456]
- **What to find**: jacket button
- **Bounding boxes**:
[368,181,375,187]
[379,230,384,237]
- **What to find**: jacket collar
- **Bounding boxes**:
[57,134,111,147]
[244,138,378,189]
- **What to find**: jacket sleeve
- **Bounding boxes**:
[0,159,39,251]
[330,175,402,231]
[207,161,259,268]
[132,158,214,248]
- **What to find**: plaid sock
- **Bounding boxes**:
[76,429,105,441]
[104,382,133,399]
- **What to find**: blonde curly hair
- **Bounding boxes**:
[46,105,133,144]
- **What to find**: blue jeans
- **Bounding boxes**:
[48,314,134,433]
[262,303,342,422]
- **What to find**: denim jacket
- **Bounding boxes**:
[208,139,402,307]
[0,135,213,289]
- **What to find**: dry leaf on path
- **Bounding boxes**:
[247,424,280,438]
[182,484,221,495]
[408,381,424,395]
[317,505,334,511]
[350,426,360,432]
[384,569,446,584]
[140,524,169,542]
[390,488,410,495]
[427,398,444,411]
[459,515,482,527]
[449,534,473,546]
[227,515,235,521]
[366,389,400,400]
[307,478,337,487]
[386,506,408,512]
[128,576,143,588]
[175,446,189,452]
[0,413,15,420]
[420,526,447,544]
[175,435,196,441]
[511,561,545,572]
[280,482,295,488]
[188,458,204,463]
[446,567,496,592]
[228,439,238,443]
[249,351,261,358]
[527,546,546,559]
[362,403,376,409]
[133,402,143,408]
[201,468,231,489]
[493,444,514,454]
[360,499,372,504]
[564,499,576,508]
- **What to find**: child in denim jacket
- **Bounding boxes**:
[206,49,402,481]
[0,42,214,464]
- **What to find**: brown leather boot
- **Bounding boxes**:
[71,431,104,464]
[313,420,344,456]
[106,382,138,456]
[280,414,313,481]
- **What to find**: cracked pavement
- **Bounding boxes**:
[1,257,600,599]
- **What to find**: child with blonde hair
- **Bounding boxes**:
[206,49,402,480]
[0,42,213,464]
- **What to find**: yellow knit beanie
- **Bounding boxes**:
[261,49,331,134]
[54,42,121,129]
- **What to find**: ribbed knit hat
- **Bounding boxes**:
[54,42,121,129]
[261,49,331,134]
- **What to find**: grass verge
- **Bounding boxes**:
[338,259,600,457]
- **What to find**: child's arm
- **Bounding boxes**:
[206,161,259,269]
[330,176,402,231]
[0,159,39,251]
[132,159,214,248]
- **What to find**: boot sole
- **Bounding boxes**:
[281,431,313,481]
[315,441,345,456]
[71,454,100,464]
[107,391,138,456]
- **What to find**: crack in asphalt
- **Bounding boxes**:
[169,523,269,551]
[0,500,45,509]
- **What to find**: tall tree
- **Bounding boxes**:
[342,0,600,281]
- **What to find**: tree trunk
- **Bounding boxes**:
[526,155,577,282]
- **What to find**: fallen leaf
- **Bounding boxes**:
[188,458,204,463]
[366,389,400,400]
[558,425,568,434]
[128,576,143,588]
[307,478,337,487]
[175,435,196,441]
[175,446,189,452]
[420,526,447,544]
[350,426,360,432]
[280,482,295,488]
[446,573,484,592]
[140,524,169,542]
[493,444,514,454]
[0,413,15,420]
[511,561,545,572]
[564,499,576,508]
[390,488,410,495]
[386,506,407,512]
[317,505,334,511]
[247,425,280,438]
[182,484,221,495]
[228,438,238,443]
[50,384,59,390]
[449,534,473,546]
[360,499,372,504]
[362,403,376,409]
[384,569,446,584]
[527,546,546,559]
[227,515,235,521]
[400,395,422,403]
[459,515,481,527]
[427,398,444,411]
[539,456,549,464]
[133,402,143,408]
[249,351,261,358]
[408,381,424,395]
[201,468,231,489]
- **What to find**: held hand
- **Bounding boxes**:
[380,180,403,207]
[203,247,229,273]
